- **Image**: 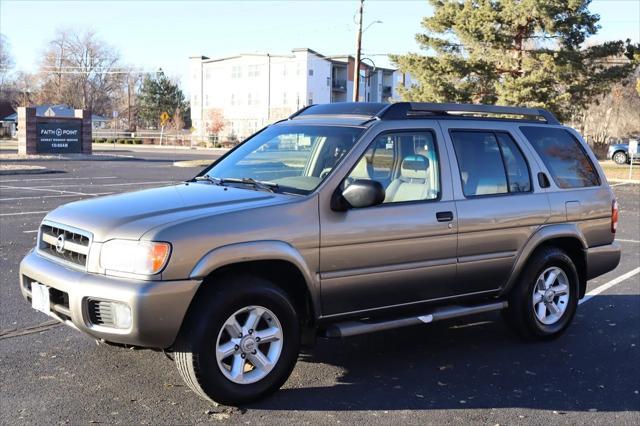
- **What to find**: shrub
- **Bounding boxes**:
[134,139,143,145]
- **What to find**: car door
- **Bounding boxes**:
[440,121,552,293]
[318,122,458,317]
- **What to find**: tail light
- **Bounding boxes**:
[611,199,619,233]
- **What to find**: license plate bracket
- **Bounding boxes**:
[31,282,51,316]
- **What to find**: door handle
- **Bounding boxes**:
[436,211,454,222]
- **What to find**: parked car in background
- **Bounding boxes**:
[608,143,632,165]
[19,102,621,405]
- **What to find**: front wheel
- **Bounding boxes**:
[174,275,300,405]
[503,247,579,340]
[613,151,628,165]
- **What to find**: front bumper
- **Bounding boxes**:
[19,249,201,348]
[586,241,621,281]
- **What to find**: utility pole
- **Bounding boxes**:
[352,0,364,102]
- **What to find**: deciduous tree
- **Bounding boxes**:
[36,29,125,115]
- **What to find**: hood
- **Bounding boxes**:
[44,182,286,242]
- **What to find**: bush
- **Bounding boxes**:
[117,139,126,144]
[134,139,143,145]
[126,139,135,144]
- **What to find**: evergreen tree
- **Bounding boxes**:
[137,70,188,128]
[391,0,637,121]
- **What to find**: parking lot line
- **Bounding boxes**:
[10,180,174,189]
[579,267,640,305]
[0,176,118,183]
[22,230,38,233]
[616,238,640,243]
[0,192,114,202]
[0,210,49,217]
[0,185,95,196]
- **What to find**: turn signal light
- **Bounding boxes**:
[611,199,619,233]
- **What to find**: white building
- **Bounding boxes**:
[189,48,409,140]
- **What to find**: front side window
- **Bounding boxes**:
[204,125,364,194]
[346,131,440,204]
[520,126,599,188]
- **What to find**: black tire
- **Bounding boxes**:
[174,274,300,405]
[613,151,628,165]
[503,246,579,341]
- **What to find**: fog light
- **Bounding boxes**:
[111,302,132,329]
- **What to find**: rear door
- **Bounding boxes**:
[440,121,552,293]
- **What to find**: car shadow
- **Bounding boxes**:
[246,294,640,413]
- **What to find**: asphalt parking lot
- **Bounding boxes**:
[1,149,639,425]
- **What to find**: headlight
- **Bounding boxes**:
[100,240,171,275]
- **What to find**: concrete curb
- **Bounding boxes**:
[173,159,215,168]
[0,153,136,162]
[609,178,640,184]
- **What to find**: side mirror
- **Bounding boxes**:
[331,179,385,211]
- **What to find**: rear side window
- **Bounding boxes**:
[451,131,531,197]
[520,127,600,188]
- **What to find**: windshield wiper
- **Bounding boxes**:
[194,175,222,184]
[194,175,278,193]
[220,177,279,193]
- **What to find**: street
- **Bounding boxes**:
[1,149,639,424]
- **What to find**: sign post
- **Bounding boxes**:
[159,111,170,146]
[628,139,638,180]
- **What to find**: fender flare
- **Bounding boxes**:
[189,240,320,316]
[500,223,588,297]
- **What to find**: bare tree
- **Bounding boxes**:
[580,67,640,155]
[0,33,15,95]
[36,29,126,115]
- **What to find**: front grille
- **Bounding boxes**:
[39,223,91,267]
[88,300,115,327]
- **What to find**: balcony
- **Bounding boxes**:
[332,79,347,92]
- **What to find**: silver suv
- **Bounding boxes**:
[19,102,621,405]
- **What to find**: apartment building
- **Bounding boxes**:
[189,48,408,140]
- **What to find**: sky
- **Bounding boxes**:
[1,0,639,92]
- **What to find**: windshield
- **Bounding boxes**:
[202,124,364,194]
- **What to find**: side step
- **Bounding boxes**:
[323,301,508,338]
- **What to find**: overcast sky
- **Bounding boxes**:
[2,0,639,90]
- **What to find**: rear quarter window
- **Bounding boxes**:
[520,127,600,188]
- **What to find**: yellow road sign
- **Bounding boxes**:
[160,111,170,125]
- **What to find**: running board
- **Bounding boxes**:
[323,301,508,338]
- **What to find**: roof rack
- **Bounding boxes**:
[289,102,388,119]
[377,102,560,125]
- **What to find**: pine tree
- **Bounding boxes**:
[391,0,637,121]
[137,70,188,128]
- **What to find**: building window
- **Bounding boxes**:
[248,65,260,77]
[231,66,242,79]
[247,93,252,105]
[283,92,287,105]
[308,92,313,105]
[308,69,314,76]
[327,77,330,87]
[282,66,287,77]
[205,70,211,80]
[205,94,209,106]
[231,94,236,106]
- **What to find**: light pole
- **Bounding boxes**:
[352,0,364,102]
[352,0,382,102]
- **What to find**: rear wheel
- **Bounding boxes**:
[613,151,628,165]
[503,247,579,340]
[174,275,300,405]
